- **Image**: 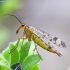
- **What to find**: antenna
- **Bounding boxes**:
[4,6,24,24]
[12,6,23,23]
[5,14,23,24]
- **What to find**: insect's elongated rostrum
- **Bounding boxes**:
[16,23,66,57]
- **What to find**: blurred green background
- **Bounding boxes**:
[0,0,70,70]
[0,0,20,50]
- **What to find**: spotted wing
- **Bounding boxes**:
[28,26,66,48]
[40,29,66,48]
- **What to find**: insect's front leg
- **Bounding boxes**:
[9,32,26,53]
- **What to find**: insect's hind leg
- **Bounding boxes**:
[33,43,43,60]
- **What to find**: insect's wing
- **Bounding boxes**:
[39,29,66,48]
[28,26,66,48]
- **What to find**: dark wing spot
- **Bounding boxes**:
[43,35,46,37]
[42,30,44,33]
[53,37,58,41]
[61,41,66,48]
[48,42,50,45]
[50,39,52,41]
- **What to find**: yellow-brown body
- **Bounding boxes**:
[16,24,62,56]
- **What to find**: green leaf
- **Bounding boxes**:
[0,54,6,60]
[0,65,5,70]
[19,41,31,64]
[9,43,19,66]
[28,41,36,56]
[31,65,39,70]
[0,39,41,70]
[2,47,10,63]
[21,54,41,70]
[0,60,10,70]
[29,65,39,70]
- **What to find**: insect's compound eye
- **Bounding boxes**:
[11,63,21,70]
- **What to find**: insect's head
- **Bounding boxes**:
[16,23,26,34]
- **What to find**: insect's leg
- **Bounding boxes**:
[33,43,43,60]
[9,32,25,53]
[9,38,20,54]
[33,44,37,54]
[20,37,27,49]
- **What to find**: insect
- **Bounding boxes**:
[16,23,66,57]
[6,14,66,57]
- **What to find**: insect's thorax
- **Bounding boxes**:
[24,26,34,41]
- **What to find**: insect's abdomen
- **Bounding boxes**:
[32,34,56,53]
[32,34,48,50]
